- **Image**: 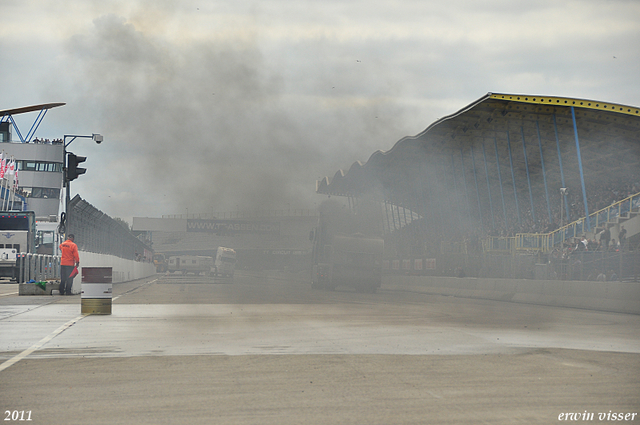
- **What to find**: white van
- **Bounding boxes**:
[213,247,236,277]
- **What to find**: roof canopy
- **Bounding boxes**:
[0,103,65,117]
[317,93,640,211]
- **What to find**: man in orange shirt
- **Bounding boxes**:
[59,234,80,295]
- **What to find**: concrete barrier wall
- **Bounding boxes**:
[383,275,640,315]
[69,251,156,294]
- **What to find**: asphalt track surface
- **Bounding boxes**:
[0,271,639,424]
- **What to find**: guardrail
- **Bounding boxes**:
[548,192,640,250]
[17,254,60,284]
[483,236,515,254]
[484,192,640,254]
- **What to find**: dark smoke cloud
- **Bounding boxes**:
[61,10,412,217]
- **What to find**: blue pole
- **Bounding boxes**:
[384,200,391,234]
[8,116,26,143]
[460,149,472,219]
[494,136,508,232]
[571,106,590,231]
[470,145,483,226]
[389,198,397,231]
[25,109,48,142]
[553,114,570,223]
[507,131,522,226]
[418,161,429,235]
[520,126,536,224]
[451,154,458,211]
[482,143,496,230]
[536,121,552,223]
[444,157,456,223]
[402,201,408,227]
[429,158,444,226]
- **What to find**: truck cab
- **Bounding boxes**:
[214,247,236,278]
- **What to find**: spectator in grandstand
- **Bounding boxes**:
[599,226,611,249]
[618,226,627,250]
[608,270,618,281]
[596,270,607,282]
[609,239,620,252]
[59,234,80,296]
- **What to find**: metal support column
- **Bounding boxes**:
[470,145,483,226]
[450,154,458,213]
[395,203,403,228]
[459,149,472,219]
[536,121,552,223]
[494,136,508,232]
[418,161,429,236]
[553,114,570,223]
[482,143,496,230]
[571,106,590,230]
[520,127,536,224]
[384,200,392,234]
[507,131,521,227]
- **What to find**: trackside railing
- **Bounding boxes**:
[483,236,515,254]
[483,192,640,254]
[17,254,60,284]
[548,192,640,250]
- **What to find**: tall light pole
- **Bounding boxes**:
[62,133,103,234]
[559,187,568,228]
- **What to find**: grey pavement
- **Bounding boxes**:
[1,272,639,424]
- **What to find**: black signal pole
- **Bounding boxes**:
[62,134,103,234]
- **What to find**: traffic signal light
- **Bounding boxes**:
[66,152,87,182]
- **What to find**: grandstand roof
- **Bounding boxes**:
[316,92,640,209]
[0,103,65,117]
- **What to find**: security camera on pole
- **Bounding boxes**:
[62,134,103,233]
[559,187,568,228]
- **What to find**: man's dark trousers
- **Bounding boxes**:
[60,265,75,295]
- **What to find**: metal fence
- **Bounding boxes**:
[482,192,639,254]
[17,253,60,283]
[67,195,151,260]
[550,251,640,282]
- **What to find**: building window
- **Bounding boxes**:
[17,161,62,173]
[22,187,61,199]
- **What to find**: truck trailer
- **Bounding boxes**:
[167,255,214,275]
[0,211,36,281]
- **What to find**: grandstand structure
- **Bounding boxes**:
[317,93,640,280]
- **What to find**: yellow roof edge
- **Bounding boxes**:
[489,93,640,117]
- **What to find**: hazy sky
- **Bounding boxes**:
[1,0,638,222]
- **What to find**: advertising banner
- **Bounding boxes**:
[187,219,280,235]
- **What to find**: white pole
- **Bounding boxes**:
[1,175,7,211]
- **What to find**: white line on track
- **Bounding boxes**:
[0,277,158,372]
[0,314,85,372]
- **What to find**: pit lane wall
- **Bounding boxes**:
[67,250,156,294]
[383,275,640,315]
